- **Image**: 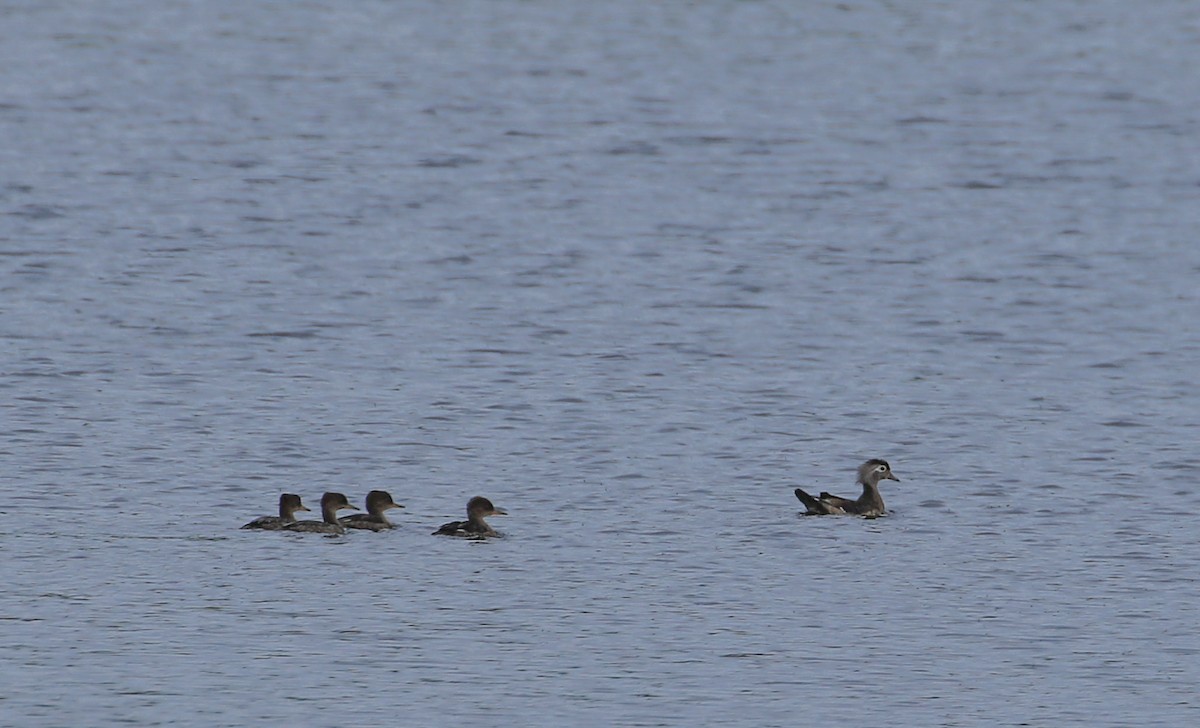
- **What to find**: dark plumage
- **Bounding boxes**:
[284,492,356,534]
[241,493,310,530]
[341,490,404,531]
[794,459,900,517]
[433,496,507,538]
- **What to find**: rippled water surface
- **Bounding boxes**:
[3,2,1199,726]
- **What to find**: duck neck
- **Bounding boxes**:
[322,505,342,524]
[467,513,491,532]
[858,481,885,511]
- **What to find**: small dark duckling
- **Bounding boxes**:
[284,492,357,534]
[433,496,507,538]
[795,459,900,517]
[241,493,310,530]
[340,490,404,531]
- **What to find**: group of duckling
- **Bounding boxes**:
[240,459,901,536]
[241,491,507,538]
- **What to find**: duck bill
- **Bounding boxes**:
[887,473,900,482]
[492,508,508,516]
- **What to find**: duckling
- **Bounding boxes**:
[340,490,404,531]
[241,493,310,530]
[433,496,507,538]
[284,492,357,534]
[794,459,899,517]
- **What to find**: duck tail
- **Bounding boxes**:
[794,488,823,514]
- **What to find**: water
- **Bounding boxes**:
[3,1,1199,725]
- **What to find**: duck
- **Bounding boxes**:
[284,492,357,534]
[433,496,507,538]
[794,459,899,517]
[340,490,404,531]
[241,493,310,530]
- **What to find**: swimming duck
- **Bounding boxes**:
[794,459,899,517]
[284,492,357,534]
[241,493,310,530]
[433,496,507,538]
[340,490,404,531]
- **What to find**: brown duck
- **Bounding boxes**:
[795,459,899,517]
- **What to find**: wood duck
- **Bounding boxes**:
[794,459,899,517]
[341,490,404,531]
[433,496,507,538]
[284,492,357,534]
[241,493,310,530]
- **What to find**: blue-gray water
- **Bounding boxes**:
[3,2,1199,726]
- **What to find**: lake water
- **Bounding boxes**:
[3,1,1199,726]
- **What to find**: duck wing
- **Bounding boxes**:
[795,488,845,515]
[238,518,278,530]
[342,514,391,531]
[817,491,858,510]
[433,519,466,536]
